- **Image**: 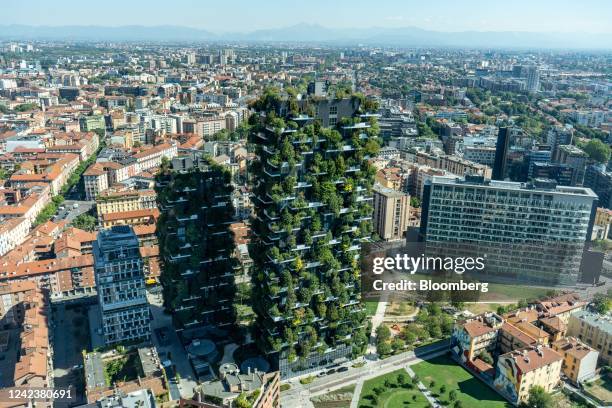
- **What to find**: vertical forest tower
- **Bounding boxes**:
[250,90,379,377]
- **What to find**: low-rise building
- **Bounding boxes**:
[96,189,157,217]
[100,208,159,229]
[552,337,598,384]
[567,310,612,365]
[494,346,563,404]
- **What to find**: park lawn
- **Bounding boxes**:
[483,282,550,302]
[463,303,506,315]
[412,355,511,408]
[365,301,379,317]
[409,272,550,302]
[358,369,429,408]
[385,301,416,317]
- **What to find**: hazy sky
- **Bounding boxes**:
[3,0,612,34]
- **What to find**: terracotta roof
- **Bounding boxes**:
[133,224,157,236]
[0,254,93,280]
[536,293,586,316]
[502,346,562,374]
[463,319,498,338]
[501,322,538,347]
[83,163,107,176]
[552,337,596,360]
[539,316,566,333]
[132,142,174,159]
[101,208,159,222]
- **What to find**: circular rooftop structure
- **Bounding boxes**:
[186,339,217,360]
[240,357,270,374]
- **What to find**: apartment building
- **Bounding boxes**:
[411,149,492,179]
[452,293,588,404]
[463,145,497,167]
[84,160,135,201]
[133,142,178,173]
[420,175,598,285]
[372,184,410,241]
[567,310,612,365]
[100,208,159,229]
[585,164,612,210]
[0,254,96,299]
[494,346,562,404]
[593,207,612,240]
[251,96,371,378]
[9,153,80,196]
[96,189,157,217]
[552,337,598,384]
[375,167,409,191]
[554,145,587,186]
[93,226,151,345]
[409,165,447,200]
[84,163,109,200]
[0,217,30,256]
[452,312,503,362]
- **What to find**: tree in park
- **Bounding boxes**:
[397,373,407,385]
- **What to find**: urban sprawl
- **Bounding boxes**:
[0,40,611,408]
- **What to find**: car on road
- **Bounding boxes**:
[73,203,79,209]
[316,372,326,378]
[337,366,348,372]
[326,369,336,375]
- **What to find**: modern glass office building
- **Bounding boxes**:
[420,175,598,285]
[93,225,151,345]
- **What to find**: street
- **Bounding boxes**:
[53,199,95,223]
[146,289,198,400]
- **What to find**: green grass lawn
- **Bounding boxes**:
[412,355,511,408]
[484,282,550,302]
[407,272,550,302]
[365,301,379,317]
[358,369,429,408]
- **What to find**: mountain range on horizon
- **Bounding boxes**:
[1,23,611,50]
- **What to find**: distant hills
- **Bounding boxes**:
[1,23,611,49]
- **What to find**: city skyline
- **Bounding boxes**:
[3,0,612,35]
